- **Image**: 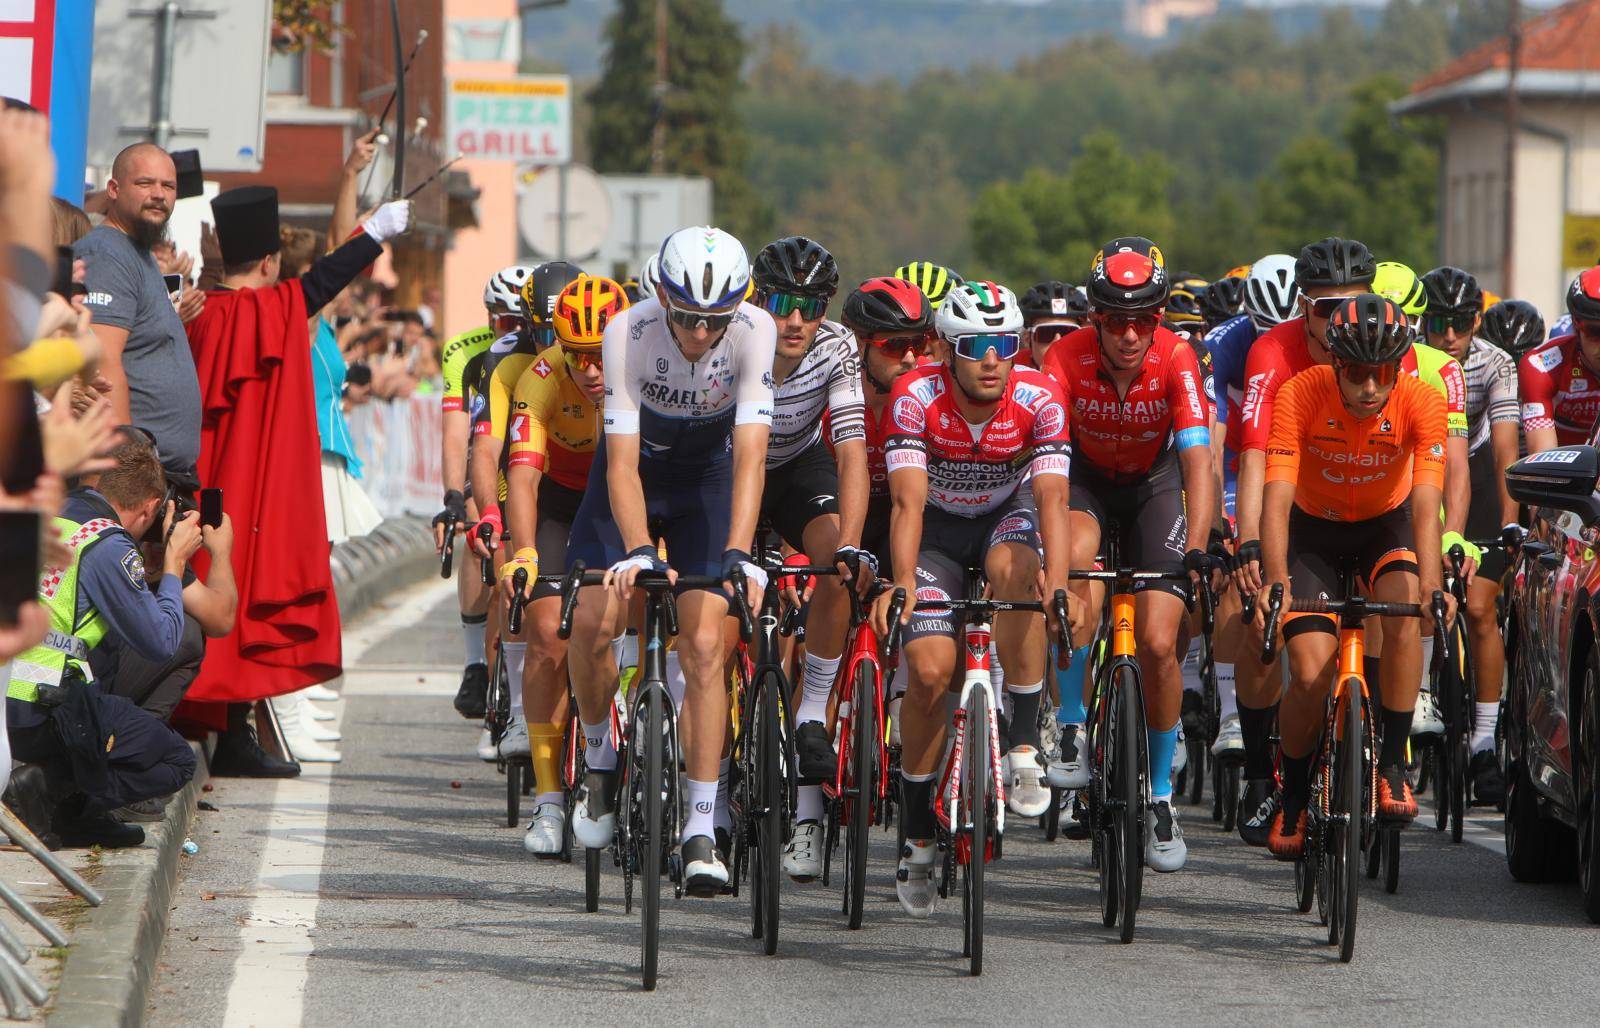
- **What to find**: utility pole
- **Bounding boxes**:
[651,0,668,173]
[1502,0,1521,295]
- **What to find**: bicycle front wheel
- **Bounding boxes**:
[1116,662,1143,943]
[640,688,664,990]
[1334,677,1363,963]
[754,673,785,954]
[963,686,990,976]
[845,661,877,929]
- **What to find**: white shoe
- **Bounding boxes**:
[303,713,341,743]
[1046,723,1089,789]
[1412,693,1445,736]
[888,695,902,748]
[273,695,340,741]
[895,840,938,918]
[477,727,497,761]
[1210,714,1244,758]
[783,820,823,881]
[523,802,565,856]
[571,771,617,849]
[273,694,342,762]
[498,716,530,758]
[304,684,340,703]
[1172,726,1188,776]
[1006,745,1051,817]
[682,835,729,897]
[305,700,336,722]
[1145,799,1187,872]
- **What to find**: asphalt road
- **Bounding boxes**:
[149,578,1600,1027]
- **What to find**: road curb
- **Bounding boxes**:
[45,517,437,1025]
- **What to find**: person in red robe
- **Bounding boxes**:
[182,186,412,775]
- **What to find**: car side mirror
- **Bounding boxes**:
[1505,446,1600,524]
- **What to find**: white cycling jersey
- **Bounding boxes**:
[768,320,866,468]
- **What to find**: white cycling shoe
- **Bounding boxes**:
[783,820,824,882]
[476,727,497,762]
[1145,799,1187,873]
[896,840,938,918]
[1006,745,1052,817]
[498,716,530,759]
[571,770,618,850]
[1046,723,1090,789]
[1210,714,1244,758]
[522,802,565,856]
[1412,692,1446,737]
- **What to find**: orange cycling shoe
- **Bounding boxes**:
[1377,766,1418,820]
[1267,806,1307,859]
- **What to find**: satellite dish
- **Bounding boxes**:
[518,163,612,260]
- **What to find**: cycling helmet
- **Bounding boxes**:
[1323,293,1414,365]
[935,280,1023,339]
[620,277,644,303]
[637,253,660,300]
[1568,266,1600,324]
[519,261,585,325]
[1165,283,1206,326]
[1295,237,1377,290]
[484,264,536,317]
[1243,254,1300,328]
[893,261,964,309]
[1481,288,1502,311]
[1065,285,1091,319]
[1019,281,1080,324]
[552,275,629,352]
[752,236,839,300]
[1087,239,1169,312]
[1371,261,1427,318]
[1480,299,1547,358]
[1224,263,1253,281]
[657,226,750,311]
[843,276,932,335]
[1172,273,1208,295]
[1199,276,1246,324]
[1421,265,1483,314]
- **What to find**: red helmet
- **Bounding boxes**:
[842,276,932,336]
[1087,239,1170,312]
[1567,266,1600,324]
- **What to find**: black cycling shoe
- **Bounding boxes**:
[683,834,729,897]
[1238,777,1279,848]
[795,721,837,782]
[453,663,489,720]
[1470,749,1506,807]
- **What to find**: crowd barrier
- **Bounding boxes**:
[344,394,443,519]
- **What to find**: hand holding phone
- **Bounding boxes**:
[200,488,223,529]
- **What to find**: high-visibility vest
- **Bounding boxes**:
[6,516,117,703]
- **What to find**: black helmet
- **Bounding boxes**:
[1295,237,1376,290]
[1480,299,1547,358]
[752,235,839,300]
[1323,293,1413,365]
[1065,285,1091,319]
[1421,265,1483,314]
[524,261,585,324]
[1199,277,1246,324]
[1019,281,1080,324]
[842,276,931,336]
[1567,267,1600,324]
[1088,237,1170,312]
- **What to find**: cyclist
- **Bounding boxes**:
[1420,266,1521,804]
[1019,281,1086,368]
[1259,294,1454,856]
[1198,275,1247,330]
[741,237,871,882]
[436,266,531,725]
[1480,299,1547,363]
[892,260,963,310]
[501,276,626,854]
[1519,268,1600,454]
[875,280,1077,916]
[637,252,659,300]
[1039,236,1216,872]
[564,227,775,897]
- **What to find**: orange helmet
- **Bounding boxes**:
[552,275,629,352]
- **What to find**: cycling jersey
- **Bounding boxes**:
[883,364,1070,517]
[1550,313,1572,340]
[768,320,865,468]
[1039,325,1209,483]
[1206,315,1257,463]
[1518,333,1600,445]
[506,345,600,492]
[1266,365,1448,522]
[1411,343,1468,438]
[1178,327,1217,420]
[470,330,540,438]
[601,297,776,466]
[1451,337,1519,454]
[440,326,496,413]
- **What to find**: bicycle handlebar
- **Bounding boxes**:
[477,522,495,585]
[1260,583,1448,662]
[507,568,529,635]
[728,568,756,643]
[439,513,458,579]
[884,588,908,664]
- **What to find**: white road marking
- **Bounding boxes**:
[221,577,455,1028]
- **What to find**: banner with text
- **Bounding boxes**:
[448,75,570,164]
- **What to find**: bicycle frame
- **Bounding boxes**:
[939,619,1008,854]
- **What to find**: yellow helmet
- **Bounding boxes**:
[893,261,964,309]
[1371,261,1427,317]
[552,275,630,352]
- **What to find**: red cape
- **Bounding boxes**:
[179,282,341,729]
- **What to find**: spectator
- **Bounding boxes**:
[50,197,90,248]
[342,362,373,411]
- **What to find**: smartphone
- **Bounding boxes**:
[200,488,223,529]
[163,273,184,298]
[0,510,41,627]
[2,382,45,495]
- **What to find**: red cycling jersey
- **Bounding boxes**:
[1518,334,1600,446]
[1039,325,1210,482]
[883,364,1071,516]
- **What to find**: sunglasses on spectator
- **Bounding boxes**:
[758,291,827,321]
[864,332,929,358]
[950,332,1021,362]
[1094,311,1160,336]
[1031,323,1079,347]
[1425,312,1477,336]
[1305,294,1359,319]
[563,349,602,371]
[663,296,736,333]
[1332,358,1399,386]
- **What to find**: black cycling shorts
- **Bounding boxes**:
[1465,445,1508,582]
[1068,451,1188,600]
[904,486,1041,647]
[1283,504,1417,640]
[862,493,892,581]
[761,443,840,553]
[531,480,584,600]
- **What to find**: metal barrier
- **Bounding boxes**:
[343,393,443,520]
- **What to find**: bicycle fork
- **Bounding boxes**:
[938,625,1007,861]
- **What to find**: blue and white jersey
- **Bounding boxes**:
[1204,314,1259,436]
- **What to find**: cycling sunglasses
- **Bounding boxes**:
[563,349,602,371]
[758,290,827,321]
[1031,323,1079,347]
[950,332,1021,362]
[1305,294,1359,319]
[663,297,736,333]
[1094,311,1160,336]
[1332,358,1399,386]
[863,331,930,358]
[1425,311,1477,336]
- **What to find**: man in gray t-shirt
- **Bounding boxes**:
[77,143,201,479]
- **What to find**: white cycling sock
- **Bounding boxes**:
[503,642,527,719]
[715,756,732,834]
[1217,662,1237,721]
[1471,701,1500,754]
[665,649,686,716]
[989,638,1006,695]
[796,783,824,823]
[798,651,841,725]
[683,777,718,842]
[612,629,638,674]
[461,614,486,667]
[581,718,617,772]
[1180,636,1202,695]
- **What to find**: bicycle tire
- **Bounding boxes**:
[1294,848,1316,913]
[641,687,664,990]
[1186,736,1204,806]
[846,661,876,930]
[1095,667,1118,927]
[1043,786,1062,841]
[756,673,784,955]
[1116,662,1143,944]
[1451,619,1472,842]
[506,760,522,828]
[1221,763,1241,832]
[585,847,601,912]
[1211,758,1224,823]
[1335,677,1362,963]
[964,686,989,975]
[1365,819,1382,879]
[1383,825,1400,894]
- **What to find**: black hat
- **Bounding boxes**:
[211,185,280,265]
[171,149,203,200]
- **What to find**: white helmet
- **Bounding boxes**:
[637,253,660,301]
[656,226,749,311]
[935,280,1024,339]
[1243,254,1300,329]
[484,264,536,317]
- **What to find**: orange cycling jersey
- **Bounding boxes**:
[507,346,600,491]
[1265,365,1447,522]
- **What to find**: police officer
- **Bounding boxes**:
[6,430,199,848]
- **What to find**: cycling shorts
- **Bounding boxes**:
[1069,451,1188,600]
[862,494,893,581]
[566,436,732,592]
[904,486,1040,647]
[1465,445,1508,583]
[1283,504,1417,640]
[761,442,839,553]
[530,481,584,601]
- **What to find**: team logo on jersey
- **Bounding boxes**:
[1430,442,1444,457]
[1035,401,1066,439]
[892,396,925,434]
[1012,382,1046,407]
[531,359,552,378]
[1379,418,1392,433]
[1529,346,1563,373]
[915,585,952,617]
[656,357,670,374]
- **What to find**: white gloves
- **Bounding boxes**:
[362,200,413,244]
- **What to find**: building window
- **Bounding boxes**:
[268,47,306,97]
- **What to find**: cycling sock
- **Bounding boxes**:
[1180,636,1203,695]
[1239,702,1278,779]
[1364,656,1384,705]
[1217,662,1237,721]
[1147,724,1180,800]
[798,651,841,725]
[1471,701,1499,754]
[1007,681,1043,750]
[612,629,638,675]
[1055,645,1091,724]
[665,650,686,716]
[1280,753,1312,811]
[1379,706,1413,769]
[796,783,824,823]
[461,613,487,668]
[989,638,1006,695]
[530,722,563,796]
[534,791,563,807]
[502,643,527,719]
[901,771,936,841]
[683,778,718,842]
[714,756,732,834]
[581,718,617,772]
